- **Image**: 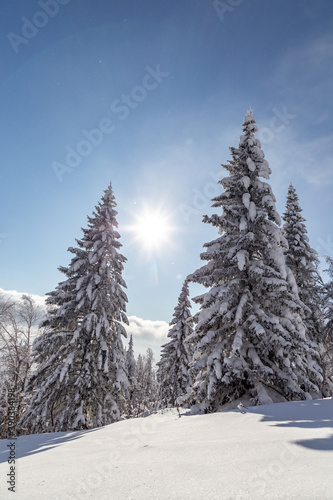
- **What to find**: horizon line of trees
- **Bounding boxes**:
[1,110,333,436]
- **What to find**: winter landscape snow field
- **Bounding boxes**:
[0,398,332,500]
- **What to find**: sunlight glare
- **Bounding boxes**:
[134,210,171,250]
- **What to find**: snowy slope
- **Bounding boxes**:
[1,398,333,500]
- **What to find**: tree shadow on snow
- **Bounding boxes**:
[0,428,99,464]
[294,434,333,451]
[252,398,333,451]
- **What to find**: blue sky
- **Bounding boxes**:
[1,1,333,355]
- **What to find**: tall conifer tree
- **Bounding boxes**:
[185,111,322,411]
[21,183,129,432]
[282,185,333,394]
[282,183,323,342]
[322,257,333,393]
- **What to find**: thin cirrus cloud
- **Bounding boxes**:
[269,32,333,113]
[265,132,333,190]
[258,32,333,191]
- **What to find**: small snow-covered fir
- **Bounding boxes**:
[134,348,159,415]
[157,280,194,407]
[124,334,138,417]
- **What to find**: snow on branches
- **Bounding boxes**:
[20,183,129,432]
[185,111,323,411]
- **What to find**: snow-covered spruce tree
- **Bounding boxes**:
[135,349,159,415]
[125,334,136,383]
[323,257,333,345]
[282,184,332,394]
[322,257,333,391]
[183,110,322,411]
[282,183,323,342]
[20,183,129,432]
[135,353,145,416]
[125,334,138,416]
[157,280,194,407]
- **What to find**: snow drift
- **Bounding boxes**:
[0,398,332,499]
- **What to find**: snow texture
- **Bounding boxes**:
[1,398,332,499]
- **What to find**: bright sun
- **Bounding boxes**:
[133,210,171,250]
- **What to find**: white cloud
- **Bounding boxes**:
[0,289,168,359]
[124,316,169,360]
[126,315,169,341]
[0,289,47,341]
[0,288,47,309]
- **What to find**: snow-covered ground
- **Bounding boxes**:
[1,398,332,499]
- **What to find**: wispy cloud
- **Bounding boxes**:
[265,132,333,189]
[256,28,333,189]
[268,32,333,118]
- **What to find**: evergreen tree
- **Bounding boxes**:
[20,183,129,432]
[125,334,137,416]
[157,280,193,407]
[282,183,323,342]
[322,257,333,392]
[184,110,322,411]
[135,353,145,415]
[125,334,136,381]
[135,349,158,415]
[143,348,158,411]
[323,257,333,345]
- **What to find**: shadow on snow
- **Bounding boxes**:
[251,397,333,451]
[0,428,99,464]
